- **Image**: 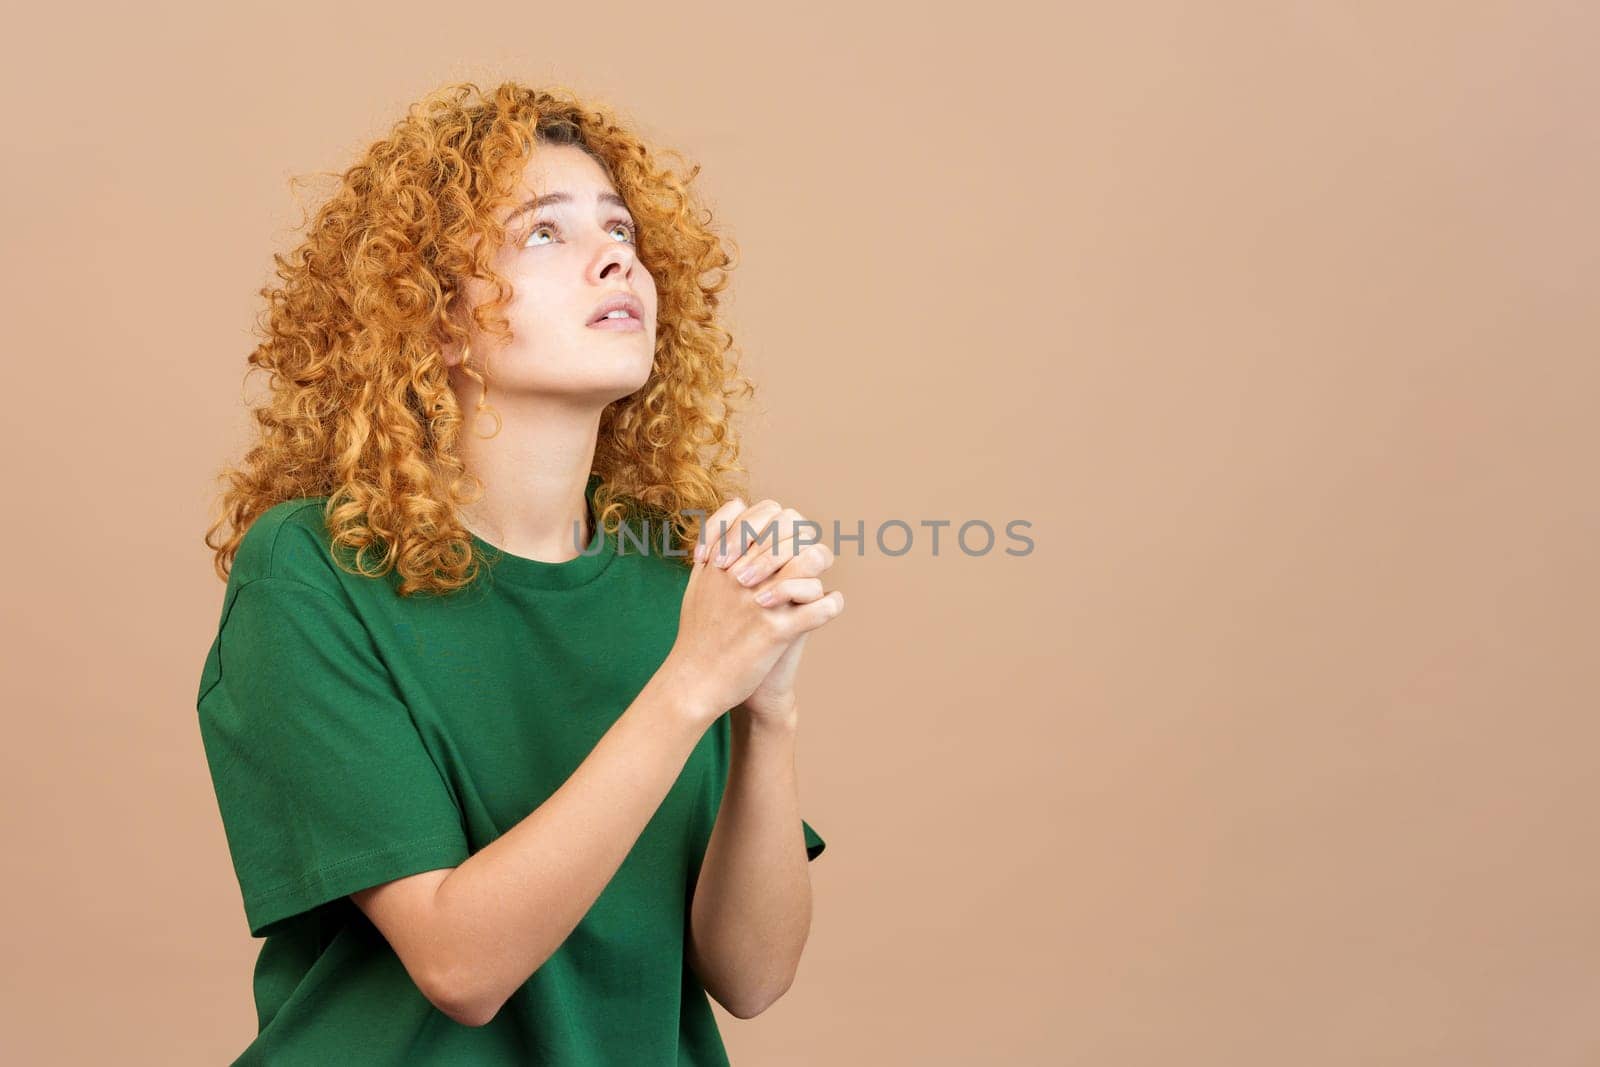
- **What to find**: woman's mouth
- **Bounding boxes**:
[587,309,644,332]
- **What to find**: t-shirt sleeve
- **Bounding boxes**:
[197,576,471,939]
[802,818,826,861]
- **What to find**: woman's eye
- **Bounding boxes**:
[523,219,638,247]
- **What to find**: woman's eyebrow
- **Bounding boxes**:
[504,191,631,228]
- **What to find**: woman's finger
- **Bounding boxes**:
[753,576,826,607]
[780,589,845,634]
[723,498,783,568]
[694,496,746,564]
[710,498,782,568]
[769,541,833,580]
[742,541,833,592]
[732,507,812,587]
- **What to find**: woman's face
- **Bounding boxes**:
[447,142,658,404]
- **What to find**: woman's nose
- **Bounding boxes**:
[594,242,637,281]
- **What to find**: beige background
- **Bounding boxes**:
[2,2,1596,1064]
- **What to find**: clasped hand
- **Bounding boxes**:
[665,496,845,725]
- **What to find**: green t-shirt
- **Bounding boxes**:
[195,473,826,1065]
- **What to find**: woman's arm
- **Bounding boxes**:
[355,496,842,1028]
[685,702,815,1018]
[352,666,715,1027]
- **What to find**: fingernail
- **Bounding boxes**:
[694,542,707,563]
[736,566,755,585]
[755,589,775,605]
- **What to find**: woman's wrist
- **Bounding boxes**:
[733,700,800,735]
[650,655,721,728]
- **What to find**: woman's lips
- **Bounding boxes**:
[586,314,644,332]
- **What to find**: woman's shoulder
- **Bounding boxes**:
[230,496,340,593]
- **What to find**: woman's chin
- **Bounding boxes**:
[549,365,656,405]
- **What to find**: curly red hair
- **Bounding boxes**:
[204,80,758,596]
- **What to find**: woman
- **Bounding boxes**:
[196,80,845,1065]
